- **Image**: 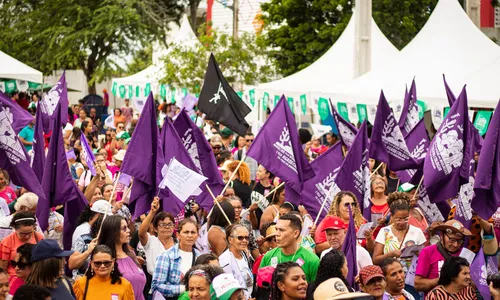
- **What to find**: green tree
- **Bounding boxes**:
[0,0,185,93]
[159,25,277,93]
[124,44,153,76]
[259,0,438,76]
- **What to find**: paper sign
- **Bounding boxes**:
[357,222,374,239]
[311,123,332,137]
[371,213,383,224]
[159,158,207,202]
[460,248,476,265]
[400,244,424,258]
[251,191,269,211]
[405,256,418,286]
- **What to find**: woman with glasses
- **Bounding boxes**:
[372,192,426,270]
[0,212,43,279]
[98,215,146,300]
[73,245,134,300]
[152,218,200,299]
[370,175,390,222]
[219,224,253,298]
[9,243,34,296]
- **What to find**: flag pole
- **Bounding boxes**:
[312,184,336,229]
[370,162,383,176]
[396,178,401,191]
[412,176,424,200]
[219,155,246,197]
[239,182,285,217]
[205,183,232,225]
[97,172,122,239]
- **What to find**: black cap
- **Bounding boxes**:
[32,239,74,262]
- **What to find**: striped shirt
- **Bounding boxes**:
[425,285,477,300]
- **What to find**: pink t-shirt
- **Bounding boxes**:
[0,232,44,278]
[415,244,460,282]
[0,187,17,204]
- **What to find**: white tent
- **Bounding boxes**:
[256,15,400,99]
[0,51,43,83]
[317,0,500,108]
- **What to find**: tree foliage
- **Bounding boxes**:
[0,0,185,93]
[259,0,438,76]
[159,25,277,93]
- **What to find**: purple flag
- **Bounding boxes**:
[301,142,344,221]
[117,172,132,187]
[471,248,490,300]
[443,75,456,107]
[487,254,498,276]
[472,99,500,220]
[80,134,96,176]
[335,121,371,218]
[39,103,87,250]
[342,207,357,287]
[415,185,446,225]
[331,101,357,148]
[182,94,198,112]
[396,118,429,183]
[39,71,69,132]
[246,96,315,202]
[398,80,420,136]
[31,105,45,183]
[0,103,45,211]
[0,92,33,134]
[424,86,472,203]
[173,109,224,192]
[369,91,420,172]
[120,93,162,219]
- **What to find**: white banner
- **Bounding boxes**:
[159,158,207,202]
[310,123,332,137]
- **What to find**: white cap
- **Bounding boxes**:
[113,149,126,161]
[212,273,245,300]
[90,200,113,215]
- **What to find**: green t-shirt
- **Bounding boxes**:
[259,246,319,282]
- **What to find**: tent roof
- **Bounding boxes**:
[256,15,400,98]
[318,0,500,107]
[0,51,43,83]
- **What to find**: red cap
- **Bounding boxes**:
[322,216,347,231]
[359,265,385,286]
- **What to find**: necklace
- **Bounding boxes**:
[392,225,407,233]
[279,245,299,264]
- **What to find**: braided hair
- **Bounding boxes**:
[269,262,304,300]
[387,192,411,215]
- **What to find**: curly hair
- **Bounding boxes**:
[327,191,365,228]
[85,245,123,284]
[269,262,304,300]
[311,249,350,293]
[227,160,251,185]
[387,192,411,215]
[16,243,34,264]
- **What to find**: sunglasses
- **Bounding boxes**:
[246,139,254,142]
[212,145,222,149]
[92,261,113,268]
[118,126,125,129]
[232,235,249,241]
[344,202,357,208]
[11,260,30,269]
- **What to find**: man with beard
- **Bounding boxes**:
[382,258,415,300]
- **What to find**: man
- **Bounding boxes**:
[359,265,387,300]
[220,127,234,149]
[319,216,372,270]
[18,119,34,152]
[382,258,415,300]
[259,214,319,282]
[326,132,338,147]
[115,131,130,151]
[234,132,258,180]
[121,98,134,127]
[414,219,497,294]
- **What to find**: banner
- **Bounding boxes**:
[287,97,294,114]
[347,103,358,124]
[182,88,188,97]
[249,89,255,107]
[111,82,117,95]
[262,92,269,111]
[0,82,5,93]
[443,107,450,118]
[474,111,493,136]
[160,84,167,99]
[144,83,151,97]
[16,80,28,92]
[317,97,330,121]
[119,85,126,98]
[367,105,377,124]
[417,100,426,119]
[128,86,133,99]
[337,102,350,121]
[357,104,367,122]
[4,80,16,94]
[300,94,307,116]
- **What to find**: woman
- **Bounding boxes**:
[372,192,426,270]
[219,224,253,298]
[0,170,16,205]
[68,148,84,181]
[74,109,87,128]
[370,175,389,220]
[229,196,259,257]
[0,268,8,300]
[269,262,308,300]
[210,135,224,157]
[9,243,34,296]
[0,212,44,279]
[185,199,208,227]
[139,197,176,276]
[207,199,235,256]
[260,184,285,232]
[73,245,134,300]
[183,264,225,300]
[26,239,76,299]
[309,136,328,159]
[80,119,93,137]
[98,215,146,300]
[227,161,252,208]
[101,184,131,220]
[232,135,246,155]
[72,200,109,249]
[68,215,101,279]
[405,184,429,239]
[307,249,350,300]
[152,218,200,299]
[427,257,476,300]
[113,109,126,128]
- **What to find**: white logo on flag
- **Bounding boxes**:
[41,81,63,116]
[181,128,202,173]
[315,168,340,211]
[337,121,355,147]
[382,115,411,161]
[404,103,420,133]
[0,110,27,164]
[411,139,427,159]
[159,158,207,202]
[209,82,227,104]
[430,114,464,174]
[417,186,444,223]
[353,149,371,210]
[273,125,297,174]
[456,161,475,221]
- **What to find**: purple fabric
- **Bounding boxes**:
[117,256,146,300]
[182,94,198,112]
[40,71,69,133]
[424,86,472,204]
[369,91,419,172]
[334,121,371,219]
[471,248,490,300]
[246,95,315,201]
[31,104,45,183]
[118,173,132,187]
[120,93,162,219]
[396,118,429,183]
[342,207,357,288]
[398,80,420,136]
[301,142,344,221]
[473,99,500,220]
[443,75,456,107]
[80,134,96,176]
[330,100,357,148]
[39,103,87,250]
[0,92,33,134]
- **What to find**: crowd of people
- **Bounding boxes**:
[3,88,500,300]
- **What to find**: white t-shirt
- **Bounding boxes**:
[72,222,91,249]
[320,245,373,272]
[78,169,113,188]
[219,250,253,298]
[179,249,194,276]
[142,233,169,275]
[0,197,10,217]
[375,225,427,252]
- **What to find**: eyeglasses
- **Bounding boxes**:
[92,261,113,268]
[158,223,174,228]
[212,145,222,149]
[96,159,105,163]
[445,233,464,245]
[394,217,410,223]
[11,260,30,270]
[118,126,125,129]
[343,202,357,208]
[120,226,128,232]
[372,181,385,186]
[246,139,254,142]
[232,235,249,241]
[18,231,34,237]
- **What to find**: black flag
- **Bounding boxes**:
[198,53,251,136]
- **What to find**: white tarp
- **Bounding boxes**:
[0,51,43,83]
